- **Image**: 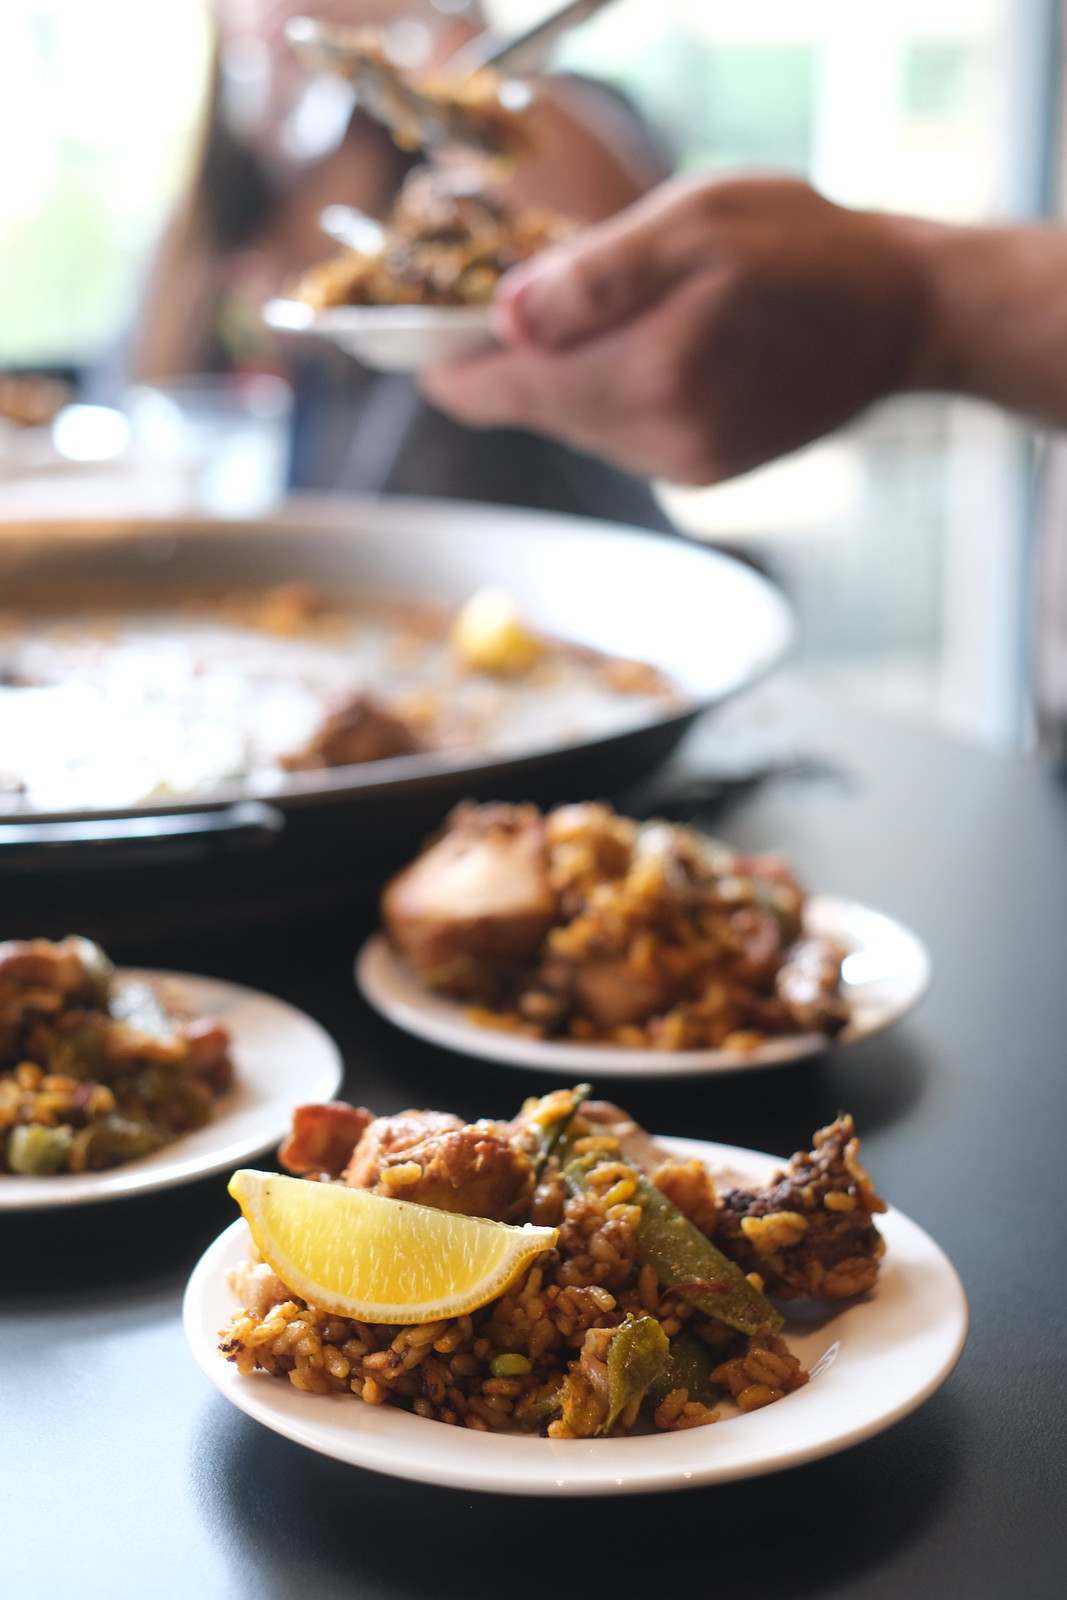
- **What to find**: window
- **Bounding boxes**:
[0,0,210,367]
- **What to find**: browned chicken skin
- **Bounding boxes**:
[279,1102,537,1221]
[382,802,558,998]
[0,936,104,1000]
[281,691,421,772]
[279,1102,376,1179]
[344,1110,536,1222]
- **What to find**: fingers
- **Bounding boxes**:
[492,174,725,352]
[422,269,734,485]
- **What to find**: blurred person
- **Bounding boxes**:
[126,0,674,526]
[422,170,1067,749]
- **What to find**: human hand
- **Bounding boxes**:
[421,174,930,484]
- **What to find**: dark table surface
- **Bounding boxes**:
[3,679,1064,1599]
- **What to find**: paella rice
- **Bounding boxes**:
[0,937,233,1176]
[382,801,850,1050]
[219,1090,886,1437]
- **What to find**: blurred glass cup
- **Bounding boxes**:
[123,373,293,517]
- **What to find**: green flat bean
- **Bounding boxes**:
[563,1154,781,1337]
[526,1083,591,1182]
[604,1314,669,1434]
[646,1330,722,1410]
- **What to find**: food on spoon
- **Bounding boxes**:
[293,167,571,309]
[291,25,535,160]
[219,1093,886,1436]
[0,937,233,1176]
[381,801,850,1049]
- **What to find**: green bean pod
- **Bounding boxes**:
[527,1083,591,1181]
[631,1172,782,1335]
[562,1155,782,1337]
[646,1330,722,1410]
[604,1314,669,1434]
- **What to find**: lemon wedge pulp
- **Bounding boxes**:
[228,1170,559,1325]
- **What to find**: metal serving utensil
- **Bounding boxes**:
[285,1,618,155]
[444,0,618,80]
[286,17,494,151]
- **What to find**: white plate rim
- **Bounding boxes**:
[354,893,932,1077]
[0,969,343,1210]
[183,1133,968,1496]
[264,299,495,371]
[264,298,494,333]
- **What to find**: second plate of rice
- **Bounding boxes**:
[356,895,930,1076]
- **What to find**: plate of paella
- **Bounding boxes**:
[0,936,343,1209]
[356,801,931,1076]
[183,1088,966,1495]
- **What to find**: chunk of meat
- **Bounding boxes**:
[344,1110,535,1221]
[381,802,557,997]
[0,937,115,1069]
[572,959,676,1029]
[344,1110,463,1186]
[182,1018,234,1094]
[0,936,111,1003]
[714,1116,887,1299]
[281,692,421,771]
[775,936,850,1035]
[279,1102,376,1179]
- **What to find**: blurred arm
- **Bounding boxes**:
[422,172,1067,485]
[897,216,1067,425]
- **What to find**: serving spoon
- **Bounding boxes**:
[285,0,618,155]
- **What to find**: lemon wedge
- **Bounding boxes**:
[228,1170,558,1324]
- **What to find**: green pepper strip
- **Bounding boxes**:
[646,1330,722,1410]
[604,1314,669,1434]
[515,1383,564,1431]
[528,1083,591,1183]
[563,1155,782,1337]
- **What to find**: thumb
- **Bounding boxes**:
[494,178,710,352]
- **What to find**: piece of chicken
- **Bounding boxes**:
[0,941,86,1068]
[0,936,111,1006]
[775,936,850,1035]
[381,803,558,998]
[279,1102,376,1179]
[713,1116,887,1299]
[281,692,421,771]
[344,1109,535,1221]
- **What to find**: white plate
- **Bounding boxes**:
[183,1135,967,1496]
[264,299,494,372]
[355,894,931,1078]
[0,971,343,1210]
